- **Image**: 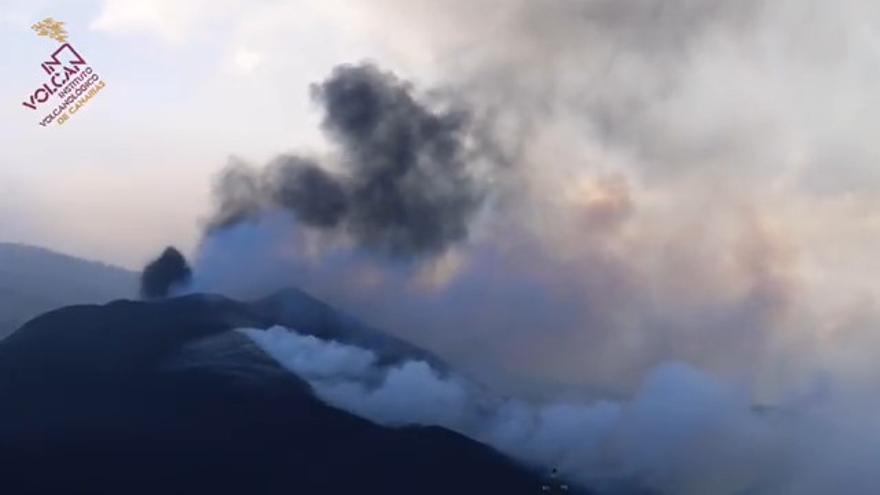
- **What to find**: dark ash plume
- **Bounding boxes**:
[206,63,483,257]
[267,156,348,227]
[315,64,481,255]
[140,247,192,299]
[206,162,264,233]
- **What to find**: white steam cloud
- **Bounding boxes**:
[170,1,880,492]
[240,325,880,494]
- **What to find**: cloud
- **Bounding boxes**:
[205,63,483,257]
[240,325,880,494]
[70,1,880,489]
[90,0,244,42]
[91,0,197,42]
[139,246,192,299]
[227,45,265,75]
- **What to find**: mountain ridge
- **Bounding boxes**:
[0,290,569,494]
[0,242,137,339]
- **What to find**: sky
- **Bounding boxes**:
[5,0,880,405]
[10,2,880,490]
[0,0,425,267]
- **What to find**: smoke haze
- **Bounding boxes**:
[188,0,880,399]
[241,325,880,494]
[140,247,192,299]
[137,0,880,492]
[207,64,482,257]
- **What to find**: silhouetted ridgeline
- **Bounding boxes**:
[0,243,136,339]
[0,290,577,495]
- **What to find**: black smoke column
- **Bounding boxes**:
[311,64,481,255]
[205,63,483,258]
[140,247,192,299]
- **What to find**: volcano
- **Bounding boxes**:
[0,288,565,495]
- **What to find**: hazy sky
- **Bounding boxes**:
[1,0,429,268]
[6,0,880,400]
[10,3,880,491]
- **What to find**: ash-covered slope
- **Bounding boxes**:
[0,290,554,495]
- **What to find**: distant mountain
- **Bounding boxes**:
[0,290,564,495]
[0,243,136,339]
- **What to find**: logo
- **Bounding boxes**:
[32,18,68,43]
[22,18,107,127]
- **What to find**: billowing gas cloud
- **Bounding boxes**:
[140,246,192,299]
[241,325,880,494]
[180,1,880,492]
[207,64,482,257]
[189,0,880,395]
